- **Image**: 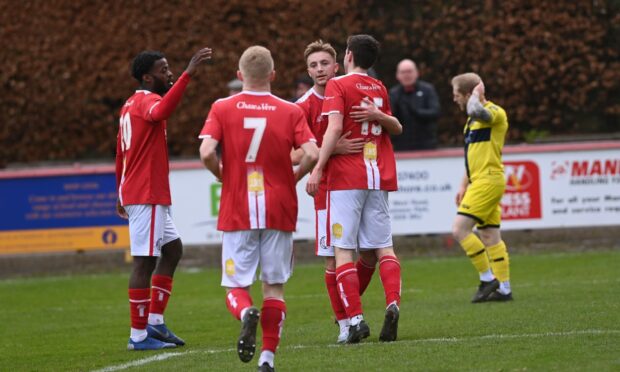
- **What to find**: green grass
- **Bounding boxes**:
[1,250,619,371]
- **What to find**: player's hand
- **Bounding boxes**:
[306,167,322,196]
[455,186,467,207]
[185,47,213,76]
[350,97,382,123]
[116,200,128,219]
[334,131,365,154]
[473,81,485,97]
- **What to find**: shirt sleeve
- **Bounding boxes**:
[143,72,191,123]
[198,104,223,141]
[322,80,345,116]
[292,108,316,148]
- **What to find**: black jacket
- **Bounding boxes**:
[389,80,441,151]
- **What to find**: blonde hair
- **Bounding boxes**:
[304,40,337,62]
[451,72,482,94]
[239,46,274,82]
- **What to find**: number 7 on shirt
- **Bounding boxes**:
[244,117,266,162]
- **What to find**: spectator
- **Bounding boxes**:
[290,74,313,102]
[389,59,440,151]
[227,78,243,96]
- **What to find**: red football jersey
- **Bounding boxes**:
[296,88,329,210]
[322,73,398,191]
[116,73,191,206]
[199,91,316,232]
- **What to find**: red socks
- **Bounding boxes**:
[356,258,376,295]
[336,263,363,318]
[261,298,286,353]
[149,275,173,316]
[129,288,150,330]
[226,288,253,320]
[379,255,401,306]
[325,270,347,321]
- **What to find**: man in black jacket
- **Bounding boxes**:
[389,59,441,151]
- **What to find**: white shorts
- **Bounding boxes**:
[328,190,393,250]
[221,229,294,288]
[125,204,180,257]
[315,209,334,257]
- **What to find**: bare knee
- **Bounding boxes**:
[325,257,336,271]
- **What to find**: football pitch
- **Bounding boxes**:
[2,249,619,371]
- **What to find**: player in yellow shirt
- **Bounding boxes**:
[451,73,513,302]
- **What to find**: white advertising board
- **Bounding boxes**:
[170,144,620,245]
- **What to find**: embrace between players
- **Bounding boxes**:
[115,34,512,371]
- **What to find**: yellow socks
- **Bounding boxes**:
[459,233,491,274]
[486,240,510,282]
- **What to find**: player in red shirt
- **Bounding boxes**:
[199,46,318,372]
[307,34,403,343]
[116,47,212,351]
[295,40,379,344]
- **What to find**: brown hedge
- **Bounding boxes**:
[1,1,618,168]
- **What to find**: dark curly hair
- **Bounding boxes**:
[131,51,165,83]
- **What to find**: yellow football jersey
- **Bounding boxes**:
[463,101,508,182]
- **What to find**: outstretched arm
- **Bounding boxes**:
[148,48,213,122]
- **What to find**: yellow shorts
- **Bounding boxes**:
[457,177,505,229]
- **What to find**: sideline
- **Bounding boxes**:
[92,329,620,372]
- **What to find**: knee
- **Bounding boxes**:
[132,257,157,277]
[325,257,336,271]
[452,223,469,242]
[162,238,183,261]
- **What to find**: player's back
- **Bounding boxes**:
[203,91,314,231]
[118,90,171,206]
[323,73,397,191]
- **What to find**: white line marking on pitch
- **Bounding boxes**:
[92,329,619,371]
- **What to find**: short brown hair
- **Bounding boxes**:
[239,46,274,82]
[346,34,380,69]
[451,73,482,94]
[304,40,337,62]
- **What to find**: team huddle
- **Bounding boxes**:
[115,34,512,371]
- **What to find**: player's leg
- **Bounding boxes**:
[221,230,261,363]
[359,190,401,342]
[453,214,498,302]
[317,207,350,342]
[479,207,512,301]
[257,230,293,370]
[453,180,500,302]
[146,206,185,345]
[330,190,369,343]
[357,250,377,296]
[125,204,176,350]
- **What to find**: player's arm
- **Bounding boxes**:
[351,97,403,135]
[114,131,128,219]
[199,137,221,180]
[334,131,365,154]
[466,82,492,123]
[148,48,213,122]
[294,131,363,166]
[455,172,470,206]
[294,141,319,182]
[306,114,342,196]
